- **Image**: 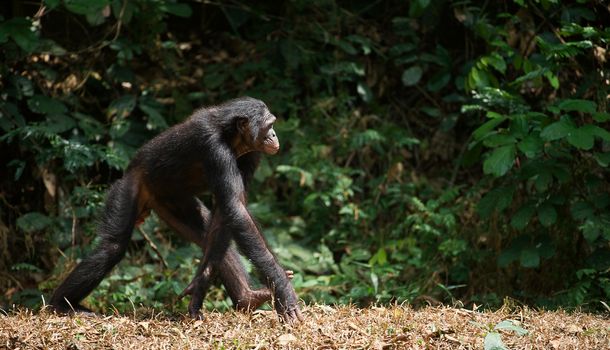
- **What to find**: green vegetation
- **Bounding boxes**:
[1,0,608,314]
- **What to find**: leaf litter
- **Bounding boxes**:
[0,305,607,349]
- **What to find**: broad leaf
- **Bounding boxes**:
[571,201,594,221]
[484,332,508,350]
[64,0,110,15]
[511,203,535,230]
[163,3,192,17]
[494,320,528,336]
[594,152,610,167]
[520,246,540,268]
[27,95,67,115]
[538,203,557,227]
[473,115,507,140]
[567,126,595,150]
[402,66,423,86]
[107,95,136,118]
[557,99,597,114]
[483,134,516,147]
[590,125,610,141]
[581,220,601,243]
[477,186,515,219]
[518,135,543,158]
[483,145,516,177]
[540,119,575,141]
[17,212,53,233]
[0,18,40,52]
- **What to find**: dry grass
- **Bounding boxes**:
[0,305,608,349]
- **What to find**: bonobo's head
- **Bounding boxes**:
[227,97,280,156]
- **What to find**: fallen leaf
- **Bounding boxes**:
[277,333,297,345]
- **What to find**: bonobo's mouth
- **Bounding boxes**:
[263,138,280,154]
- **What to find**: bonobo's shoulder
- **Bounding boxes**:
[188,106,214,121]
[220,96,267,110]
[225,96,264,104]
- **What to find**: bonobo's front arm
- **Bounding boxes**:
[199,148,302,322]
[229,201,302,321]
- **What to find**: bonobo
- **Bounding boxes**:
[51,97,302,322]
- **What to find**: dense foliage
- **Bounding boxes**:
[1,0,608,313]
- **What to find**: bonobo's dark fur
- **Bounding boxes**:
[51,97,302,322]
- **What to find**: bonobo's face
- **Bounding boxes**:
[234,98,280,156]
[258,110,279,155]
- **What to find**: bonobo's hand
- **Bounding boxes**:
[274,284,303,323]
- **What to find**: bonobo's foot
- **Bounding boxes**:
[235,289,272,312]
[234,270,294,312]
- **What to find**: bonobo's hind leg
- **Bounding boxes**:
[151,197,277,316]
[222,247,270,312]
[51,174,140,313]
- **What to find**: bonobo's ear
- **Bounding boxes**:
[237,117,249,134]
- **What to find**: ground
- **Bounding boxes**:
[0,305,608,349]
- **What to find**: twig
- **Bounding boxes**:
[137,226,168,269]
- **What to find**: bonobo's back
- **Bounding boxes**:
[126,116,211,194]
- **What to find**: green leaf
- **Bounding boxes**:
[27,95,68,115]
[64,0,110,15]
[44,114,77,134]
[336,39,357,55]
[520,246,540,268]
[426,71,451,92]
[567,126,595,150]
[590,125,610,141]
[545,71,559,89]
[511,203,535,230]
[163,3,192,17]
[483,145,516,177]
[509,114,528,138]
[494,320,528,336]
[571,201,594,221]
[484,332,508,350]
[473,115,507,140]
[581,220,601,243]
[401,66,423,86]
[140,104,167,130]
[44,0,61,9]
[109,118,130,139]
[540,118,575,141]
[16,212,53,233]
[0,18,40,52]
[592,112,610,122]
[534,170,552,192]
[594,152,610,167]
[498,249,518,268]
[518,135,543,158]
[107,95,136,118]
[538,203,557,227]
[557,99,597,114]
[477,186,515,219]
[481,53,506,74]
[369,248,387,265]
[483,134,516,147]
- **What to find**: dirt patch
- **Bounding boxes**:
[0,305,608,349]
